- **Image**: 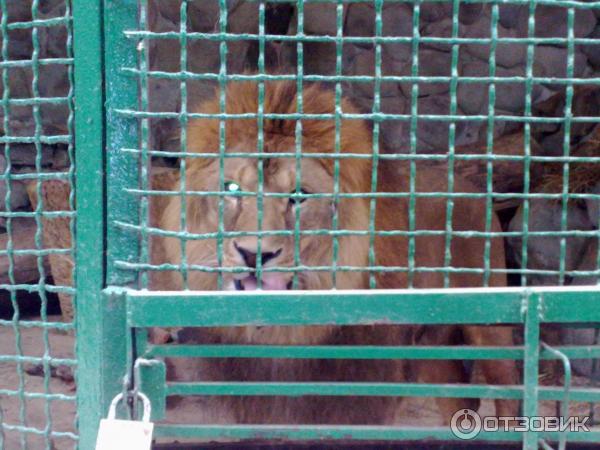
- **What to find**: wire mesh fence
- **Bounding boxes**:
[0,0,76,449]
[1,0,598,449]
[83,1,600,448]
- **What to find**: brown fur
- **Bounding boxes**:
[151,81,519,425]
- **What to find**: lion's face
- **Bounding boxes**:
[187,153,342,292]
[154,80,373,344]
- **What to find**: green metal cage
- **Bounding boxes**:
[0,0,76,449]
[2,0,600,449]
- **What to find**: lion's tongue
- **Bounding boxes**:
[242,275,288,290]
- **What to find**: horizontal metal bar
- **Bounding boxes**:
[6,16,70,30]
[145,344,600,361]
[543,291,600,323]
[1,423,77,440]
[0,284,75,295]
[124,287,600,327]
[0,58,73,69]
[113,220,600,240]
[124,288,525,327]
[5,97,70,106]
[124,188,600,202]
[153,424,600,443]
[0,319,74,330]
[115,260,600,279]
[113,108,600,124]
[0,389,76,402]
[165,382,600,403]
[0,172,72,182]
[0,248,73,257]
[153,425,511,442]
[166,382,523,399]
[0,354,77,366]
[0,211,75,219]
[121,68,600,88]
[124,30,600,47]
[120,147,600,164]
[246,0,600,6]
[0,135,71,144]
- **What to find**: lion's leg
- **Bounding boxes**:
[412,358,479,424]
[411,326,479,423]
[462,325,520,417]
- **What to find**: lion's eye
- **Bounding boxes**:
[224,181,242,194]
[289,189,309,205]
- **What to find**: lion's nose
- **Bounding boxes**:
[234,242,283,268]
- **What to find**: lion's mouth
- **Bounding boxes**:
[234,275,293,291]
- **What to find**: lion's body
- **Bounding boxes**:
[150,81,518,424]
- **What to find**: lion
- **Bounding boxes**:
[150,80,519,425]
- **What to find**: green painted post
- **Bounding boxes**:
[104,0,142,287]
[73,0,109,447]
[523,292,541,449]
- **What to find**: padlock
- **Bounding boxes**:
[95,392,154,450]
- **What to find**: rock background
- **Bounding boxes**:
[146,1,599,153]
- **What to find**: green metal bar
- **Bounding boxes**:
[123,31,600,46]
[1,0,27,444]
[103,0,143,423]
[367,0,383,288]
[104,0,140,287]
[125,288,525,327]
[558,6,576,286]
[215,0,228,291]
[144,344,600,361]
[292,0,304,289]
[406,0,420,288]
[442,0,460,288]
[542,344,572,450]
[522,292,541,449]
[166,381,524,399]
[114,107,600,122]
[125,287,600,327]
[73,0,107,447]
[163,381,600,403]
[178,0,190,290]
[30,1,53,446]
[152,425,600,443]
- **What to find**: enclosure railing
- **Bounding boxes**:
[72,1,600,450]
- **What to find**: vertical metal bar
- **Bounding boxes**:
[541,343,572,450]
[216,0,228,291]
[558,8,576,286]
[523,291,541,449]
[73,0,107,447]
[292,0,304,289]
[519,0,537,287]
[407,0,420,289]
[29,1,53,447]
[483,2,499,287]
[331,0,343,288]
[367,0,383,289]
[442,0,460,288]
[104,0,140,287]
[139,0,150,290]
[256,1,265,289]
[0,0,28,446]
[178,0,189,290]
[104,0,141,425]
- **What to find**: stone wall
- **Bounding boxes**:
[147,1,599,154]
